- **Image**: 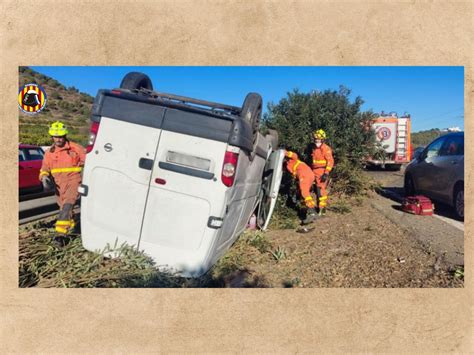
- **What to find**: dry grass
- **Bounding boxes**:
[19,194,463,288]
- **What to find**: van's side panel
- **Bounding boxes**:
[138,109,230,275]
[216,134,269,251]
[81,115,164,253]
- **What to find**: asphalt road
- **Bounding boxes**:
[364,166,464,266]
[19,194,59,224]
[19,195,57,212]
[365,167,464,231]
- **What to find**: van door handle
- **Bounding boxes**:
[138,158,154,170]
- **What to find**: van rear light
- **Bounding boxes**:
[86,121,100,153]
[221,151,239,187]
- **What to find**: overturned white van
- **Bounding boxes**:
[80,72,284,277]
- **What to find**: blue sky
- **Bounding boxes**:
[30,66,464,132]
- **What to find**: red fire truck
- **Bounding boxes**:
[366,112,412,170]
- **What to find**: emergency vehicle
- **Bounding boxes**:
[366,112,412,170]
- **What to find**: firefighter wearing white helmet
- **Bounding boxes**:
[39,121,86,245]
[311,129,334,216]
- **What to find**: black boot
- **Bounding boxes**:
[52,235,66,247]
[52,234,72,247]
[302,208,318,225]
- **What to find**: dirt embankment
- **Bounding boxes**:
[221,192,463,288]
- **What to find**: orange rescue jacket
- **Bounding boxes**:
[39,141,86,181]
[285,151,314,178]
[311,143,334,173]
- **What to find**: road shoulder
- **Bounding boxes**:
[369,191,464,266]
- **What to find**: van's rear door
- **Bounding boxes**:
[257,149,285,230]
[138,108,233,272]
[81,96,165,252]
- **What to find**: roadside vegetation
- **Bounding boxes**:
[19,220,274,288]
[411,128,447,147]
[262,86,379,220]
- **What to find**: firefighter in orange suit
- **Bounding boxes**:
[284,150,318,224]
[311,129,334,216]
[39,121,86,242]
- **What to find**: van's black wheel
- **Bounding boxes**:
[265,129,279,151]
[453,185,464,221]
[241,93,262,143]
[120,72,153,91]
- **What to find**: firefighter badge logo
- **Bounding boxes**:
[18,83,47,114]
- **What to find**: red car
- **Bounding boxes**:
[19,144,45,193]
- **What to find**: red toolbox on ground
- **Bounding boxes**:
[402,195,434,216]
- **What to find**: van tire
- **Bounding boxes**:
[241,93,262,144]
[120,72,153,91]
[266,129,279,151]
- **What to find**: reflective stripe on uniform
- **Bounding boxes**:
[305,196,314,201]
[50,167,82,174]
[313,159,327,164]
[55,220,71,226]
[325,167,332,172]
[39,170,49,176]
[55,226,69,233]
[319,196,328,201]
[293,160,301,174]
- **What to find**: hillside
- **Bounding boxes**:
[411,128,447,147]
[19,67,93,146]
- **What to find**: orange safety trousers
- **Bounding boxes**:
[39,141,85,233]
[285,151,316,208]
[313,168,329,208]
[312,143,334,209]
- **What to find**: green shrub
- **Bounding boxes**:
[330,157,372,196]
[244,231,273,253]
[263,87,377,204]
[271,246,287,262]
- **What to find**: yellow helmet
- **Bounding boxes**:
[48,121,68,137]
[313,129,326,140]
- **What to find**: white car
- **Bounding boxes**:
[80,72,284,277]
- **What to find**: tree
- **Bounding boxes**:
[263,86,376,197]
